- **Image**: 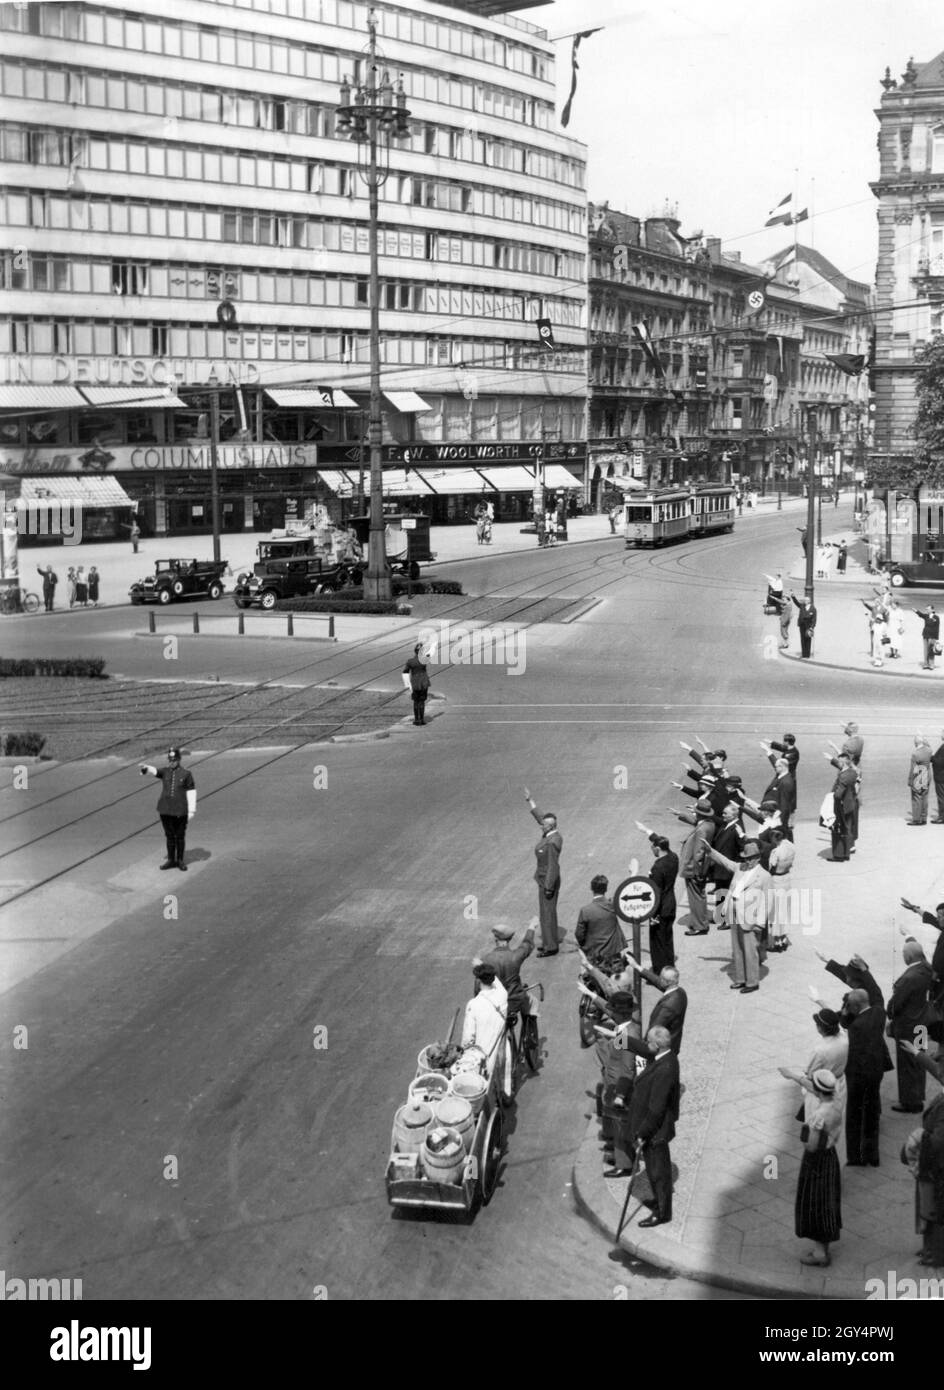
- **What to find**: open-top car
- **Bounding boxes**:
[129,558,229,605]
[232,556,351,609]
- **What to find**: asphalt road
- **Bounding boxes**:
[1,505,939,1301]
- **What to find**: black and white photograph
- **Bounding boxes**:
[2,0,944,1354]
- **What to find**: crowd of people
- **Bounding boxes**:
[520,727,944,1267]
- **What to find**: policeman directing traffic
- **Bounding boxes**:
[139,747,197,871]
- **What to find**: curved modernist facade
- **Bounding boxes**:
[0,0,587,537]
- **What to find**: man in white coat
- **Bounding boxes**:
[707,837,769,993]
[462,963,508,1074]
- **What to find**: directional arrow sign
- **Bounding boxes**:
[613,875,659,924]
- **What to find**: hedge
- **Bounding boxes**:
[2,732,47,757]
[392,578,464,596]
[276,596,401,615]
[0,657,107,678]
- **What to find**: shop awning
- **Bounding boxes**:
[542,464,583,489]
[383,391,431,413]
[78,387,187,409]
[607,474,646,490]
[17,476,134,506]
[0,385,86,409]
[313,470,357,495]
[417,468,493,495]
[476,465,539,492]
[265,388,359,409]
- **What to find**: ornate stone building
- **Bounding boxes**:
[587,201,869,500]
[870,50,944,558]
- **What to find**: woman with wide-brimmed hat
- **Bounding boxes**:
[778,1065,844,1266]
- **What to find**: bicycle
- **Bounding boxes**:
[0,587,40,614]
[498,982,544,1106]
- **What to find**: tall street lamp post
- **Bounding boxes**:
[805,409,817,601]
[336,12,410,601]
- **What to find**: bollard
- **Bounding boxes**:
[328,614,335,639]
[287,612,294,637]
[148,610,156,634]
[237,610,245,635]
[192,611,200,634]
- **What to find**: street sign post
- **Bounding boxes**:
[612,875,660,1032]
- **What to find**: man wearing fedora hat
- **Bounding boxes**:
[707,837,769,992]
[676,797,717,937]
[139,747,196,871]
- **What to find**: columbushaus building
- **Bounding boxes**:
[0,0,587,539]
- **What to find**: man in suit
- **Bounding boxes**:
[677,797,717,937]
[621,954,688,1054]
[816,950,885,1010]
[709,803,743,929]
[478,922,536,1022]
[841,988,892,1167]
[647,835,679,971]
[766,732,799,777]
[575,875,625,967]
[887,940,935,1111]
[931,733,944,823]
[625,1025,681,1226]
[791,593,816,657]
[524,788,563,957]
[900,898,944,1013]
[761,757,797,842]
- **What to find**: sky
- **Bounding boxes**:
[536,0,943,285]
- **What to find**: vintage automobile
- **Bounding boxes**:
[232,556,350,609]
[129,558,228,605]
[888,554,944,588]
[348,514,434,581]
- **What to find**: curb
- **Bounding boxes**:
[570,1115,866,1301]
[780,649,944,680]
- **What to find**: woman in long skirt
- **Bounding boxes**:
[87,566,100,607]
[75,566,88,607]
[780,1065,844,1266]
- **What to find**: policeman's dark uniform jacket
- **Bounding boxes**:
[575,895,626,966]
[480,925,536,1018]
[141,752,196,870]
[627,1044,681,1223]
[529,803,563,953]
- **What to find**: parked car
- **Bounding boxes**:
[233,556,351,609]
[347,513,434,580]
[888,554,944,588]
[129,558,228,605]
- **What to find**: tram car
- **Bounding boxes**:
[623,484,736,547]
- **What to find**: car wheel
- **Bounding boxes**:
[259,590,278,610]
[172,579,185,596]
[890,571,906,587]
[158,588,173,605]
[207,582,223,600]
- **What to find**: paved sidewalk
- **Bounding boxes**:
[777,529,944,681]
[572,812,944,1299]
[16,493,812,612]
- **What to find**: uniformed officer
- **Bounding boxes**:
[524,787,563,956]
[478,922,537,1019]
[139,747,196,871]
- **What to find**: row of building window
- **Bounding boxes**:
[0,125,585,233]
[0,51,565,144]
[1,318,585,375]
[0,1,549,81]
[2,253,584,328]
[2,191,585,280]
[0,67,578,179]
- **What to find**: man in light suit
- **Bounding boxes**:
[621,955,688,1055]
[625,1025,681,1226]
[575,874,626,967]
